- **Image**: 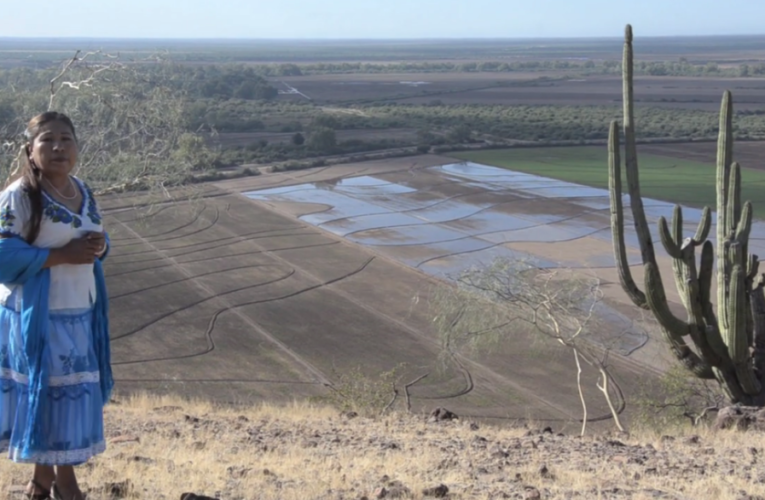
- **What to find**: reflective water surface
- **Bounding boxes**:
[245,162,765,355]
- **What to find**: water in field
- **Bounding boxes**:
[244,162,765,355]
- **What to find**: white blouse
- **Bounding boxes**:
[0,177,106,311]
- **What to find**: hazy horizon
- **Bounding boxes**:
[2,34,765,42]
[2,0,764,40]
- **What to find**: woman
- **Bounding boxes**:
[0,112,113,500]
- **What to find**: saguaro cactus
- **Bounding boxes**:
[609,24,765,406]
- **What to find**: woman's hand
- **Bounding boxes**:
[86,231,106,256]
[45,234,104,267]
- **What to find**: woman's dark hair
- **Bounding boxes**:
[20,111,78,244]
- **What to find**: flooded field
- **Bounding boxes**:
[243,160,765,357]
[246,161,765,274]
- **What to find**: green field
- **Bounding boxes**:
[451,146,765,215]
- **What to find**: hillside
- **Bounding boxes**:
[2,393,762,500]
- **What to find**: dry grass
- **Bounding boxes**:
[1,392,764,500]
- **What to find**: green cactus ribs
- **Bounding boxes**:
[608,24,765,406]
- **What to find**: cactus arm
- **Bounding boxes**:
[729,263,748,363]
[608,119,648,308]
[697,240,731,361]
[620,25,681,329]
[729,264,762,395]
[728,162,742,234]
[622,25,660,270]
[644,262,714,378]
[618,25,711,379]
[717,91,734,338]
[697,240,714,309]
[658,216,683,259]
[678,246,723,367]
[748,254,760,280]
[752,277,765,381]
[692,206,712,244]
[735,201,753,244]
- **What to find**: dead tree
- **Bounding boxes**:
[429,257,629,435]
[1,50,219,197]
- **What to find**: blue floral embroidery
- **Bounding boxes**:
[0,206,15,231]
[59,352,75,375]
[44,202,83,229]
[58,348,89,376]
[83,184,101,225]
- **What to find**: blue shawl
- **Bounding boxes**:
[0,234,113,460]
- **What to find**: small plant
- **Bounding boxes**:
[317,363,407,417]
[632,363,727,430]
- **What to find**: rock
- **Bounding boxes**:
[539,464,554,479]
[341,410,359,419]
[226,465,252,478]
[422,484,449,498]
[524,486,541,499]
[737,492,765,500]
[109,435,140,445]
[152,405,183,413]
[180,494,219,500]
[385,481,411,498]
[91,480,131,498]
[429,408,458,422]
[715,406,765,431]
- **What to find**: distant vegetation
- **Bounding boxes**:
[211,59,764,78]
[3,36,765,187]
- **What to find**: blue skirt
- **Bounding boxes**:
[0,303,106,465]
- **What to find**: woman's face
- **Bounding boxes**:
[29,120,78,178]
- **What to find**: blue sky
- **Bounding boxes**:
[3,0,765,39]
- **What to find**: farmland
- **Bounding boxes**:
[97,155,676,430]
[275,72,765,111]
[450,143,765,213]
[6,35,765,173]
[3,33,765,431]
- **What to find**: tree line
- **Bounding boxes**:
[4,57,765,187]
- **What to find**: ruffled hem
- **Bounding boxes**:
[1,368,100,388]
[0,438,106,465]
[0,377,105,465]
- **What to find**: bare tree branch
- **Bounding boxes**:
[573,348,587,436]
[404,373,430,412]
[428,257,633,434]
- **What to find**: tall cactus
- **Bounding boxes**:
[609,24,765,406]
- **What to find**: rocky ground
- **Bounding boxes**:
[2,394,764,500]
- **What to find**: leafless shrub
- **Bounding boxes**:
[0,50,219,197]
[429,257,631,435]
